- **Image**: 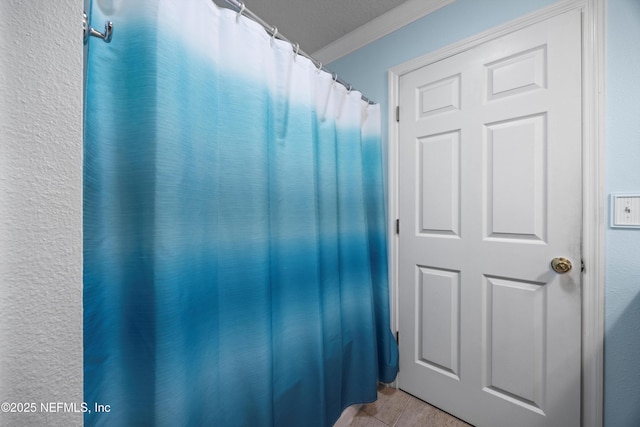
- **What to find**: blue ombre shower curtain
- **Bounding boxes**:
[84,0,398,425]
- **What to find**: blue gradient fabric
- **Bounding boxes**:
[83,0,398,425]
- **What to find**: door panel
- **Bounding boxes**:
[418,131,461,236]
[484,276,546,412]
[417,266,460,377]
[398,10,582,427]
[485,114,546,240]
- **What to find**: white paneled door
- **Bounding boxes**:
[397,10,582,427]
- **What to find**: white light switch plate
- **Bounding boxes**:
[611,194,640,228]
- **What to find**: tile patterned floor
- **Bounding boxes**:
[349,384,472,427]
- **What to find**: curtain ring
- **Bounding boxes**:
[347,84,353,94]
[293,43,299,61]
[236,2,245,23]
[332,73,338,85]
[316,62,322,74]
[270,27,278,46]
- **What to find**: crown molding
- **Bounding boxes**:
[313,0,455,64]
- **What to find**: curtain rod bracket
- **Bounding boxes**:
[83,12,113,44]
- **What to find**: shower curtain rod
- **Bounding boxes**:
[220,0,375,105]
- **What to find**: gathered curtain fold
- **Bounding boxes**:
[83,0,398,425]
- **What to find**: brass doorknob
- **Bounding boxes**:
[551,257,572,274]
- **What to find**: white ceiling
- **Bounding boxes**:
[214,0,409,55]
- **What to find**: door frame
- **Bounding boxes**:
[387,1,606,426]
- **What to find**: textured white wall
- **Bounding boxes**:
[0,0,83,426]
